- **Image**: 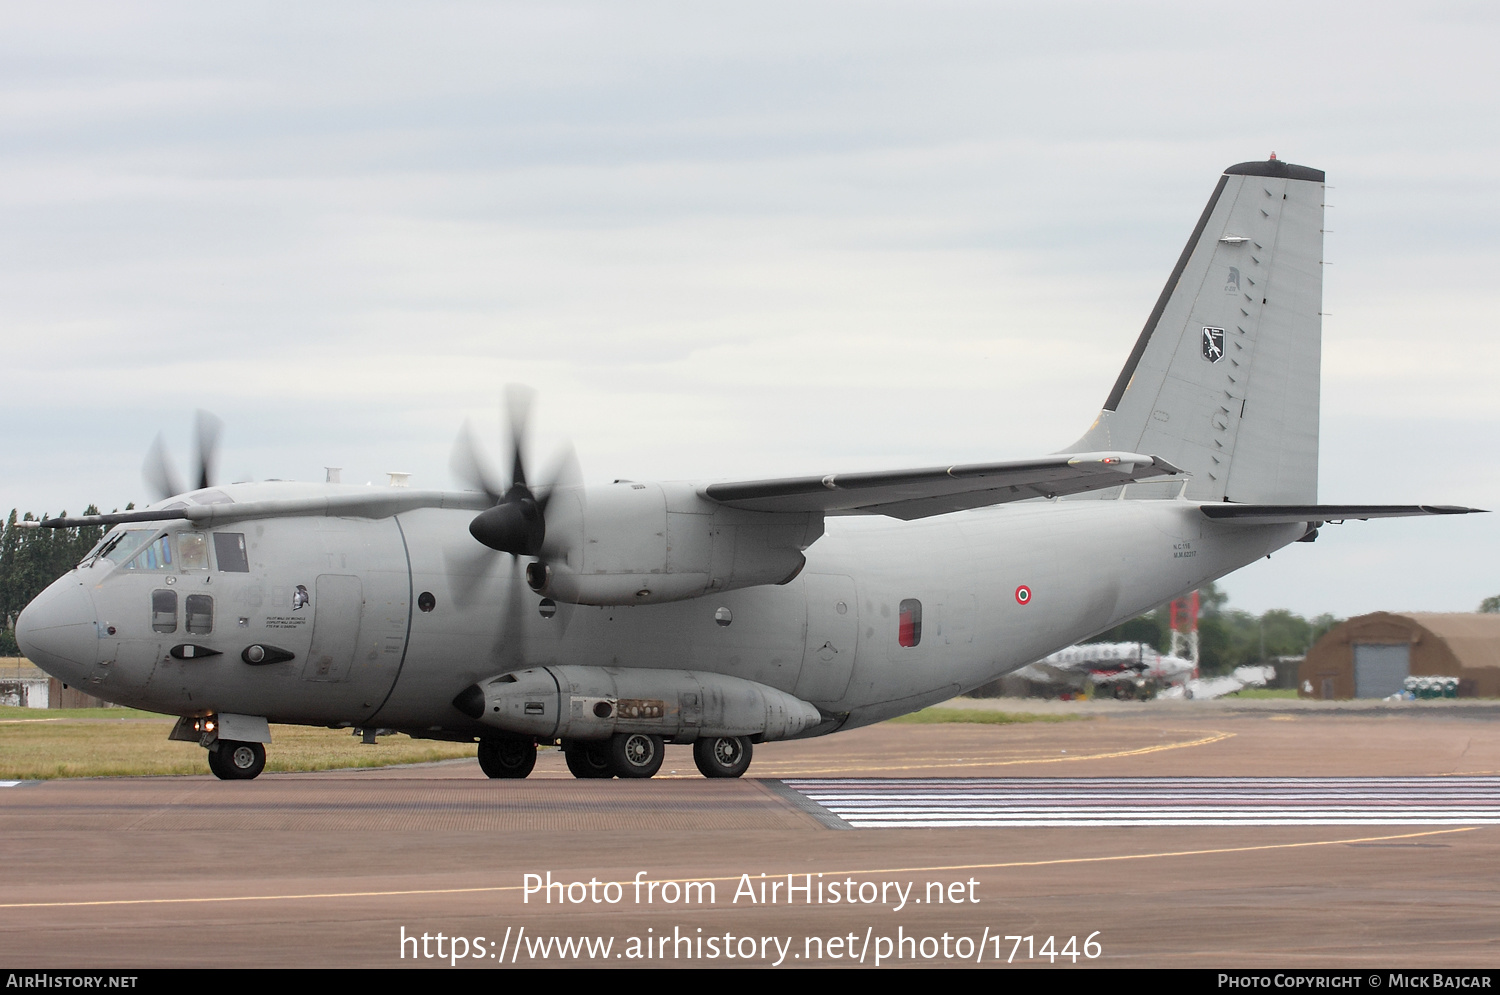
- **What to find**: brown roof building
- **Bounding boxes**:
[1299,612,1500,699]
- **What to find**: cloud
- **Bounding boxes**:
[3,2,1498,616]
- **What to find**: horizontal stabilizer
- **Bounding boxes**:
[705,452,1184,520]
[1200,504,1486,526]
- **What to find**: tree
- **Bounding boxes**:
[1480,596,1500,614]
[0,510,20,630]
[1083,584,1342,677]
[0,507,108,657]
[1197,580,1230,616]
[1084,610,1167,651]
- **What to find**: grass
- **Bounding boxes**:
[0,710,479,780]
[888,707,1089,725]
[0,703,1088,778]
[1222,687,1301,699]
[0,705,161,721]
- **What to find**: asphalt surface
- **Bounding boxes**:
[3,700,1499,968]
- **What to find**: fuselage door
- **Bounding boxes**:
[795,574,859,705]
[302,574,364,682]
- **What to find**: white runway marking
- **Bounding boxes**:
[780,777,1500,828]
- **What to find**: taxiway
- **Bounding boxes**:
[3,701,1499,968]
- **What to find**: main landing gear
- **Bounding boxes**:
[207,740,266,780]
[562,739,615,778]
[477,736,538,778]
[550,733,754,780]
[608,732,664,778]
[692,735,754,778]
[565,733,664,778]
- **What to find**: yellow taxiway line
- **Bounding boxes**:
[0,826,1473,911]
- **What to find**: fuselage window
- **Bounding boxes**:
[126,535,173,571]
[178,532,209,570]
[898,598,922,647]
[213,533,250,572]
[185,594,214,635]
[152,590,178,633]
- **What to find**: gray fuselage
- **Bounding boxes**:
[20,483,1298,738]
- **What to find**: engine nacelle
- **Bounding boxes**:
[531,481,819,606]
[453,665,824,743]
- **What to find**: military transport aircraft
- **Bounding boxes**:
[15,157,1483,781]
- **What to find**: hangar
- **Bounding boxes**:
[1299,612,1500,699]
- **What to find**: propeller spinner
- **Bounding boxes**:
[453,386,581,558]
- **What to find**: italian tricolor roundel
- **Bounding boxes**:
[1015,585,1032,605]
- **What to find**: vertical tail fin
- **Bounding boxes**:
[1066,158,1325,504]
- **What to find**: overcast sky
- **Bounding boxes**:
[3,2,1497,618]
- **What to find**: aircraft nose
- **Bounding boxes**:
[15,577,98,681]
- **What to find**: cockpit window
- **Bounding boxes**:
[123,534,174,571]
[191,490,235,506]
[214,533,250,572]
[178,532,209,570]
[96,529,157,567]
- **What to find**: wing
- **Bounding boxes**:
[1200,504,1487,525]
[703,452,1184,520]
[31,453,1183,532]
[27,489,493,530]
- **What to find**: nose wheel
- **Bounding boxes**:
[207,740,266,780]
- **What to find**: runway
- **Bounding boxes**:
[4,701,1500,968]
[782,776,1500,827]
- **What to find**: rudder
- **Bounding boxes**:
[1065,157,1325,504]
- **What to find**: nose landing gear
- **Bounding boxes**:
[173,714,273,780]
[207,740,266,780]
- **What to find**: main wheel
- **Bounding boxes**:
[563,740,614,779]
[693,735,753,778]
[478,737,537,779]
[608,732,664,779]
[210,740,265,780]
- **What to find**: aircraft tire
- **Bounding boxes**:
[563,740,614,779]
[608,732,664,779]
[477,737,537,779]
[692,735,753,778]
[212,740,266,780]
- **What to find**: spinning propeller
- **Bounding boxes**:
[446,388,583,671]
[452,385,582,561]
[142,411,224,501]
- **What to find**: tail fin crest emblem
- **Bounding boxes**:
[1202,326,1225,363]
